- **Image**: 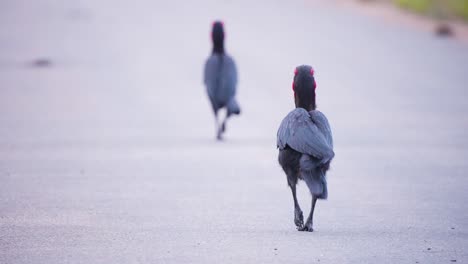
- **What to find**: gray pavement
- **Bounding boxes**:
[1,0,468,263]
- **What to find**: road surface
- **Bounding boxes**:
[1,0,467,263]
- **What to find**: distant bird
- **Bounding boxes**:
[277,65,335,232]
[435,23,454,37]
[204,21,240,140]
[31,58,52,68]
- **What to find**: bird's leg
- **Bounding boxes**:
[299,196,317,232]
[289,183,303,229]
[220,109,229,134]
[215,112,222,140]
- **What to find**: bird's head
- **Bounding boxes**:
[292,65,317,111]
[211,21,225,54]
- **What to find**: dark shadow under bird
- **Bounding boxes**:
[277,65,334,232]
[204,21,240,140]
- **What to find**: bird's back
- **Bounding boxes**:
[277,108,334,163]
[204,54,237,108]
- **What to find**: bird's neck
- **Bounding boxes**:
[295,96,316,112]
[297,105,315,112]
[212,41,225,54]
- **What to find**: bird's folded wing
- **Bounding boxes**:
[203,55,218,87]
[309,110,333,148]
[204,55,237,101]
[277,108,334,163]
[225,56,238,88]
[223,56,237,97]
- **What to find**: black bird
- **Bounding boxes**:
[277,65,335,232]
[204,21,240,140]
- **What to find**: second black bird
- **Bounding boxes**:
[204,21,240,140]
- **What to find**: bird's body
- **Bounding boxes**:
[204,53,239,115]
[277,65,334,232]
[204,21,240,140]
[277,108,333,200]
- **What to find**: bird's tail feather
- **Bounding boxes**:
[226,97,241,116]
[301,170,328,200]
[300,155,328,199]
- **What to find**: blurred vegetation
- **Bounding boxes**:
[394,0,468,20]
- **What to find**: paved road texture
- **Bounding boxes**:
[1,0,467,263]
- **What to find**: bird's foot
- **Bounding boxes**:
[294,209,304,229]
[298,221,314,232]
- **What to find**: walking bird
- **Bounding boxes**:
[277,65,335,232]
[203,21,240,140]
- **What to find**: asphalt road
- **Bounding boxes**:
[1,0,468,263]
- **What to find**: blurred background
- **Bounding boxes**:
[1,0,467,263]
